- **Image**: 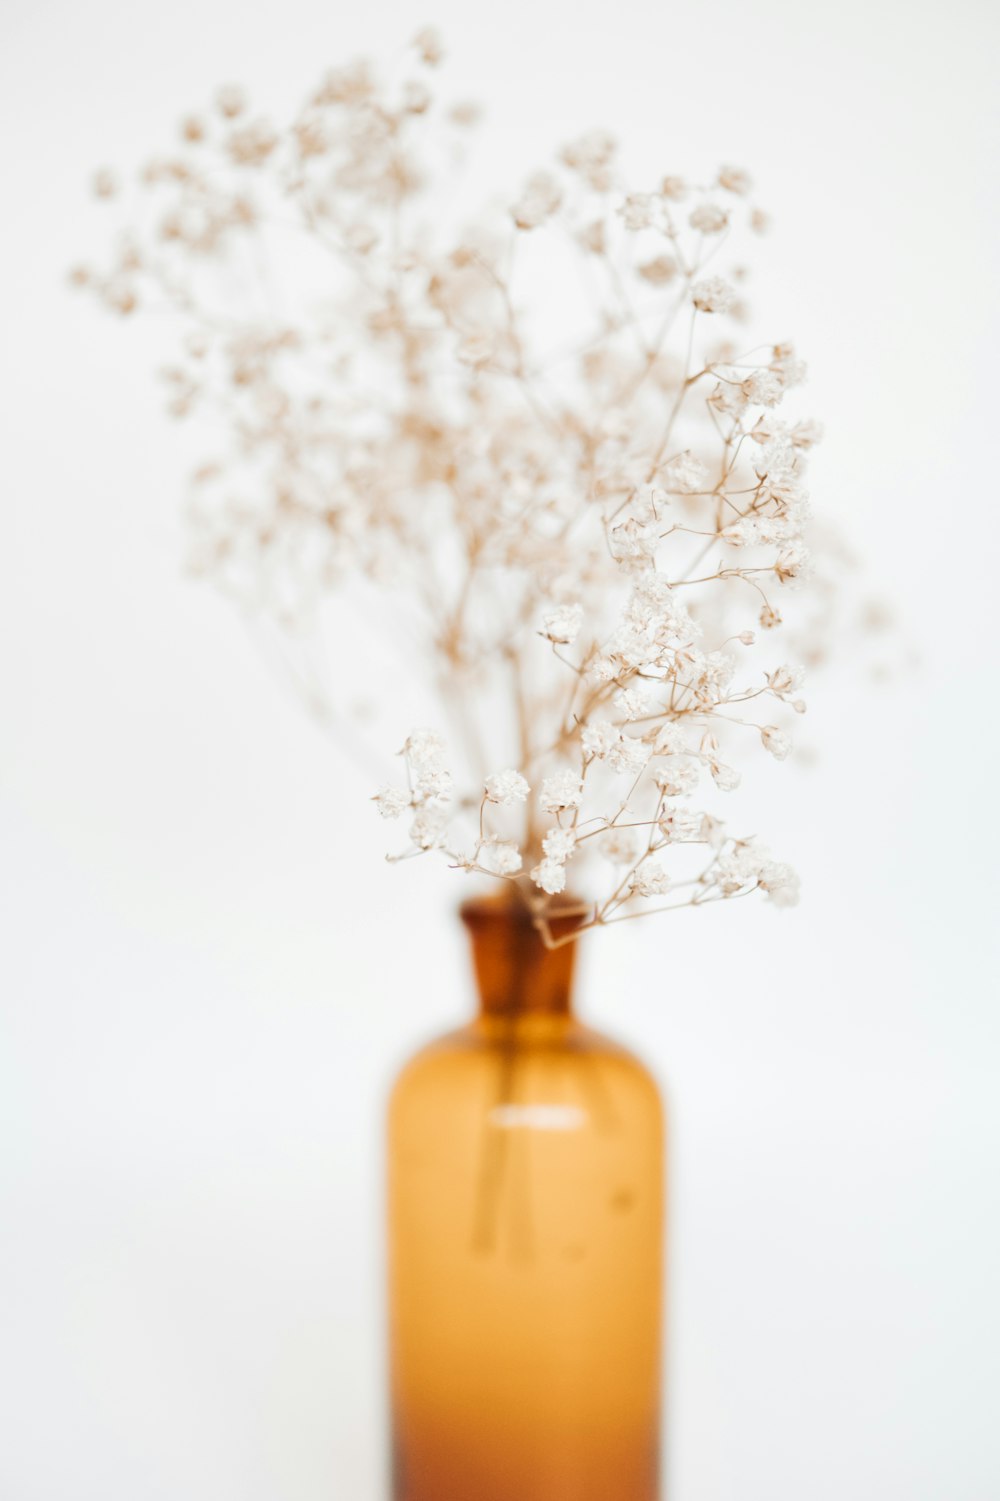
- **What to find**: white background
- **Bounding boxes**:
[2,0,998,1497]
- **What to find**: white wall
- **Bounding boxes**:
[2,0,998,1497]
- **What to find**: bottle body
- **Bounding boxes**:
[387,939,664,1501]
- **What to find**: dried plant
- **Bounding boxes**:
[75,30,840,945]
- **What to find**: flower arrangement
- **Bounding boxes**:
[74,30,827,945]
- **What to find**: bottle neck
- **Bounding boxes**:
[460,894,579,1021]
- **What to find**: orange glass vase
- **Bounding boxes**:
[387,895,665,1501]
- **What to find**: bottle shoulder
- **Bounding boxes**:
[388,1016,662,1115]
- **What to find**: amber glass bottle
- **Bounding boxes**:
[387,895,664,1501]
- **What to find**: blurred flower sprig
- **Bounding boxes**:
[74,29,840,944]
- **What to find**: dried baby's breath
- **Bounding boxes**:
[77,36,856,946]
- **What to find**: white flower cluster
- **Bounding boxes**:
[80,35,824,940]
[374,728,456,852]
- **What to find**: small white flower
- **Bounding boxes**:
[693,650,736,700]
[581,720,620,759]
[512,171,562,230]
[791,419,824,449]
[531,857,567,895]
[541,603,583,645]
[709,760,741,792]
[540,770,584,813]
[585,653,619,685]
[660,451,709,494]
[562,129,617,171]
[758,860,800,906]
[638,254,676,285]
[607,736,650,774]
[599,828,642,865]
[619,192,655,231]
[479,838,523,876]
[771,344,807,388]
[484,768,531,805]
[701,813,727,851]
[775,544,811,583]
[610,517,657,560]
[691,276,736,314]
[409,804,448,850]
[749,414,781,445]
[543,827,577,861]
[659,806,704,842]
[613,684,653,722]
[561,129,617,189]
[654,756,701,796]
[610,623,660,669]
[759,726,792,762]
[708,379,748,416]
[401,730,452,799]
[373,784,410,820]
[652,723,689,756]
[717,840,767,894]
[413,25,444,64]
[717,164,752,195]
[403,727,446,768]
[629,573,673,616]
[761,725,792,760]
[766,665,805,698]
[741,369,785,407]
[689,202,729,234]
[416,766,453,800]
[721,517,760,548]
[632,483,669,522]
[630,859,670,898]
